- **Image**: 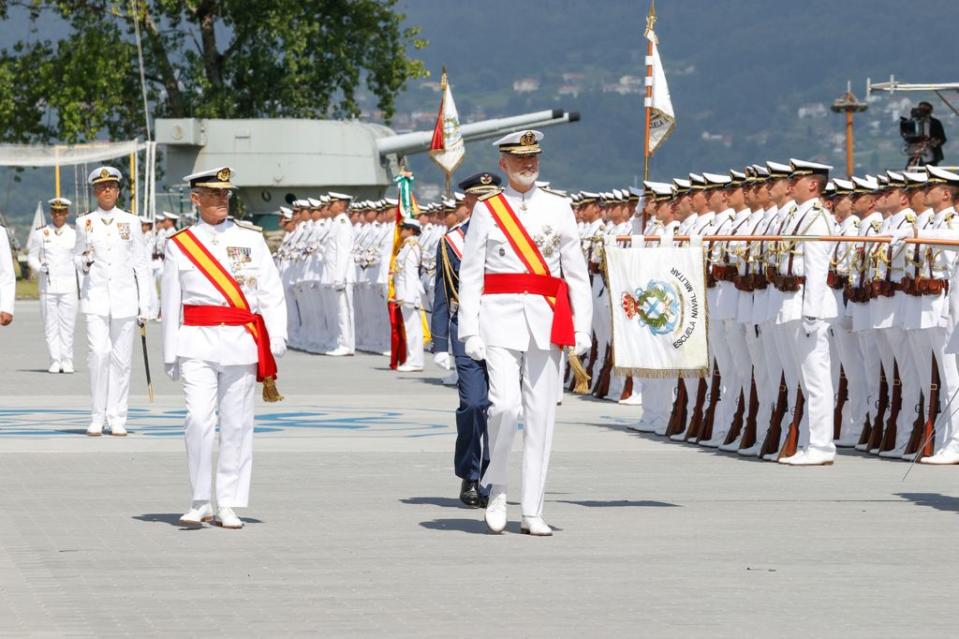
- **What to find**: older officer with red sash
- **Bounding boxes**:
[458,130,592,536]
[161,167,287,529]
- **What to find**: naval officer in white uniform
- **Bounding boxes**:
[161,167,287,529]
[0,220,13,327]
[74,166,150,437]
[458,130,592,535]
[27,197,79,373]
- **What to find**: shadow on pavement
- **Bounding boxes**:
[133,513,264,528]
[896,492,959,514]
[420,518,490,534]
[419,518,562,535]
[555,499,679,508]
[402,496,470,509]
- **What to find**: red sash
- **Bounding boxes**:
[482,192,575,346]
[170,229,278,383]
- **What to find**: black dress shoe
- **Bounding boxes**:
[459,479,480,507]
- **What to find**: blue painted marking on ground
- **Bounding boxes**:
[0,406,451,439]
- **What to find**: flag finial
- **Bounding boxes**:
[440,65,448,90]
[645,1,657,35]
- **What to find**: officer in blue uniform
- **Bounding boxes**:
[432,171,502,507]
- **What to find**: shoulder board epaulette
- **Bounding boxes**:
[478,188,504,202]
[850,218,860,228]
[906,212,917,223]
[35,224,45,230]
[235,220,263,232]
[540,187,564,198]
[870,219,882,232]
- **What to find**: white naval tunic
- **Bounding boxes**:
[27,223,79,366]
[161,219,287,508]
[394,236,424,369]
[73,207,150,429]
[0,226,14,317]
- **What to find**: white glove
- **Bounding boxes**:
[270,337,287,358]
[433,351,452,370]
[333,281,346,292]
[574,331,591,357]
[165,362,180,381]
[464,336,486,361]
[136,313,148,326]
[40,262,49,273]
[802,316,822,335]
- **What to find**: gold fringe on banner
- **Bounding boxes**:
[262,376,284,403]
[614,366,708,379]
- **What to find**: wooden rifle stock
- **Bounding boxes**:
[833,367,848,440]
[760,375,789,457]
[738,377,760,450]
[779,389,805,459]
[665,377,688,437]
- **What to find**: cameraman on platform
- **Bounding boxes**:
[900,101,947,167]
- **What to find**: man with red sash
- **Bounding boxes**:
[458,130,592,536]
[161,167,287,529]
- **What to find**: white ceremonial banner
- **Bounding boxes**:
[605,242,709,377]
[646,29,675,154]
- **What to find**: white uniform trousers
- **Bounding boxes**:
[743,324,770,441]
[400,304,424,368]
[788,320,836,455]
[301,284,323,352]
[181,359,256,508]
[833,323,868,441]
[908,327,959,454]
[719,319,750,437]
[705,319,731,440]
[855,330,881,426]
[40,292,77,365]
[882,327,922,451]
[482,345,561,518]
[85,314,136,428]
[333,285,355,353]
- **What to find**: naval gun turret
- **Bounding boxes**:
[155,109,579,218]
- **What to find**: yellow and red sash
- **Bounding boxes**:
[171,229,278,385]
[482,192,574,346]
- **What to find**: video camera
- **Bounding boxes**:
[899,107,929,144]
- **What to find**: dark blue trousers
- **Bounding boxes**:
[451,323,490,481]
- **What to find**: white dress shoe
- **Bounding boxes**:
[854,442,869,451]
[718,438,742,452]
[762,451,779,461]
[878,445,906,459]
[778,451,805,465]
[86,423,103,437]
[900,452,918,462]
[110,424,128,437]
[178,503,213,527]
[324,347,354,357]
[48,362,61,374]
[669,433,687,442]
[441,371,458,385]
[396,364,423,372]
[484,491,507,534]
[868,447,881,455]
[216,507,244,529]
[629,421,658,433]
[782,449,834,466]
[520,516,553,536]
[618,394,643,406]
[919,450,959,465]
[380,350,392,357]
[834,436,859,448]
[699,435,725,448]
[61,361,75,374]
[738,443,763,457]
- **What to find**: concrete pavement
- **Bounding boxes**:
[0,300,956,637]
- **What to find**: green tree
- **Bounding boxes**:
[0,0,428,144]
